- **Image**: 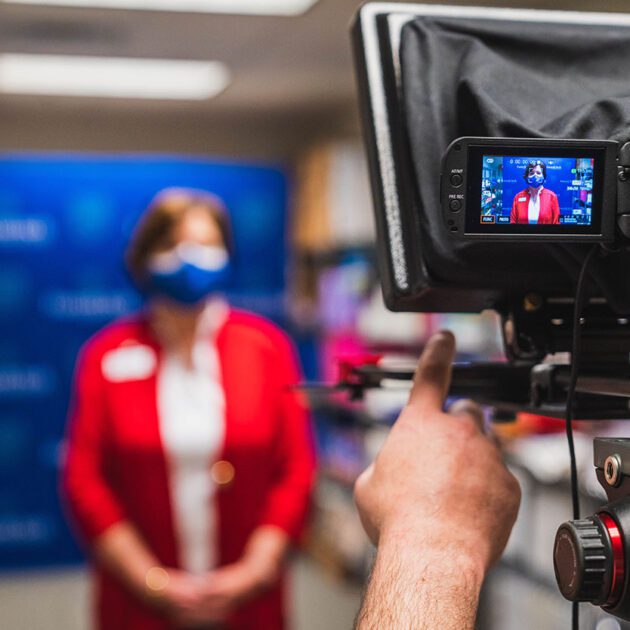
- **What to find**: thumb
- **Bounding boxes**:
[407,331,456,413]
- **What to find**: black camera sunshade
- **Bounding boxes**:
[353,4,630,313]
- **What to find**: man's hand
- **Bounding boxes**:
[354,331,521,630]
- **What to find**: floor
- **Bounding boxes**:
[0,556,362,630]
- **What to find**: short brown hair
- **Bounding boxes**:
[126,188,232,284]
[523,159,547,181]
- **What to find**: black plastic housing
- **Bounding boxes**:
[442,137,618,242]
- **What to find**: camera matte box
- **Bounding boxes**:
[352,3,630,313]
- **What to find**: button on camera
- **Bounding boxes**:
[450,173,463,187]
[449,199,462,212]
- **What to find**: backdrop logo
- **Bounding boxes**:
[0,217,52,245]
[0,516,54,547]
[39,289,139,321]
[0,365,55,397]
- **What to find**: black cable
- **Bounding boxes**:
[565,244,599,630]
[571,601,579,630]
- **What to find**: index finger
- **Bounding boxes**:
[407,331,456,412]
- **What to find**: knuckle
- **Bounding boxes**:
[441,425,479,458]
[451,398,482,415]
[461,397,480,409]
[353,476,365,502]
[353,468,371,505]
[456,415,480,439]
[510,475,522,500]
[504,473,522,508]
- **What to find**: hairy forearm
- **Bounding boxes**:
[356,534,485,630]
[93,521,160,601]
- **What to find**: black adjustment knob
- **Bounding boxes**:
[553,517,612,604]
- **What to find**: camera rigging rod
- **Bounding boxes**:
[348,361,630,420]
[336,295,630,420]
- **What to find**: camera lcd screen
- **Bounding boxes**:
[464,146,607,236]
[480,155,593,225]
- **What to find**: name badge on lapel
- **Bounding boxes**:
[102,345,156,382]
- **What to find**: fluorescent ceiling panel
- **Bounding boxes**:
[2,0,318,15]
[0,54,231,100]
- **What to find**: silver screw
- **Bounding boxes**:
[604,454,622,487]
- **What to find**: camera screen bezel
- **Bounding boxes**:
[464,144,610,238]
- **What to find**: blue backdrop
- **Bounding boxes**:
[0,154,291,570]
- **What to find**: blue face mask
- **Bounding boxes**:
[527,174,544,188]
[144,243,231,305]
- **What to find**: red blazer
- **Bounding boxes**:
[510,188,560,224]
[62,309,316,630]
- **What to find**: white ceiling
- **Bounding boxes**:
[0,0,628,156]
[0,0,365,118]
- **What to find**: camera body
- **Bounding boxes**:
[441,137,623,243]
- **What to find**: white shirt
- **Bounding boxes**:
[157,300,228,574]
[528,187,543,224]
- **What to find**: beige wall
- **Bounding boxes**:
[0,99,360,161]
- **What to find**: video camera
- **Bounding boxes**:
[352,2,630,623]
[352,3,630,418]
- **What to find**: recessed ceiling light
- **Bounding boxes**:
[2,0,318,15]
[0,54,231,100]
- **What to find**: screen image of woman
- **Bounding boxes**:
[62,189,316,630]
[510,159,560,225]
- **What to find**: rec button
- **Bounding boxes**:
[450,173,463,187]
[449,199,462,212]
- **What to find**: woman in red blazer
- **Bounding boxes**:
[63,189,316,630]
[510,160,560,225]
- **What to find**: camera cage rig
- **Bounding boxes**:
[351,3,630,421]
[349,3,630,623]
